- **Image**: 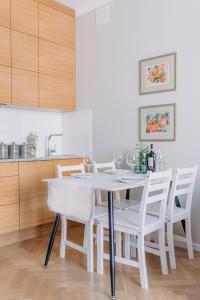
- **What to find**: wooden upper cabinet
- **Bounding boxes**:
[12,68,39,107]
[0,26,11,66]
[0,0,10,28]
[39,39,75,79]
[12,30,39,72]
[19,161,54,229]
[39,74,75,111]
[11,0,39,36]
[39,3,75,48]
[0,65,11,105]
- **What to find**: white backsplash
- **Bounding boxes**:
[0,106,92,158]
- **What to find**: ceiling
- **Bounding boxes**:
[55,0,112,16]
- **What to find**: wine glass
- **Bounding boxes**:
[126,151,138,172]
[83,156,95,173]
[113,152,123,169]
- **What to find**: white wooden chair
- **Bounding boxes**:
[148,165,198,269]
[56,164,108,272]
[94,161,140,210]
[96,169,172,289]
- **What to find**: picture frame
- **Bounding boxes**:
[139,53,176,95]
[139,103,176,141]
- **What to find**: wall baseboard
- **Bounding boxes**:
[173,234,200,252]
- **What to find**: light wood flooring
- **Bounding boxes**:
[0,225,200,300]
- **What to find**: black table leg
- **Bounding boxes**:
[126,189,130,200]
[44,213,61,269]
[108,191,116,300]
[175,196,186,233]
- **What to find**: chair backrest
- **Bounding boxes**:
[93,161,116,173]
[167,165,198,218]
[139,169,172,232]
[56,163,85,178]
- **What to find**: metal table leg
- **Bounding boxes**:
[108,191,116,300]
[175,196,186,233]
[126,189,130,200]
[44,213,61,269]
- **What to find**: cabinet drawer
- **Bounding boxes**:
[53,159,84,177]
[0,204,19,235]
[0,176,19,206]
[0,163,18,177]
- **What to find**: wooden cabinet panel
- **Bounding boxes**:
[0,177,19,206]
[39,74,75,111]
[53,159,84,177]
[0,163,18,177]
[39,39,75,79]
[39,4,75,48]
[0,204,19,235]
[0,26,11,66]
[11,0,39,36]
[38,0,75,16]
[0,0,10,28]
[0,65,11,105]
[12,30,38,72]
[19,161,54,229]
[12,68,39,107]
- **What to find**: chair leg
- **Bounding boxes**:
[83,224,87,249]
[167,222,176,269]
[86,222,94,272]
[138,234,148,289]
[130,235,137,258]
[60,216,67,258]
[116,231,122,257]
[185,217,194,259]
[97,222,104,274]
[159,228,168,275]
[124,233,131,259]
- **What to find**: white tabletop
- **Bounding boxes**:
[43,173,145,192]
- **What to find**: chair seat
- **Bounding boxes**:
[96,210,159,233]
[99,199,140,210]
[93,206,108,218]
[147,202,189,222]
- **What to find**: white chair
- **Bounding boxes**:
[96,169,172,289]
[94,161,140,210]
[149,165,198,269]
[55,164,108,273]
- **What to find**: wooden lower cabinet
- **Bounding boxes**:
[0,204,19,235]
[0,176,19,206]
[19,161,54,230]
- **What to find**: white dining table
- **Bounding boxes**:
[43,172,184,300]
[43,172,145,300]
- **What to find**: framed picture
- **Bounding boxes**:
[139,53,176,95]
[139,103,176,141]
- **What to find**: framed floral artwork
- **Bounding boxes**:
[139,104,176,141]
[139,53,176,94]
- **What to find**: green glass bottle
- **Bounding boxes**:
[140,152,147,174]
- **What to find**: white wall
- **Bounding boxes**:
[76,0,200,244]
[0,107,62,157]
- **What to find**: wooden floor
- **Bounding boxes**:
[0,226,200,300]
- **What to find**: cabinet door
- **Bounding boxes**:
[0,204,19,235]
[12,68,39,107]
[12,30,38,72]
[0,65,11,105]
[39,3,75,48]
[53,159,84,177]
[0,0,10,28]
[0,26,11,66]
[0,162,18,177]
[39,74,75,111]
[11,0,38,36]
[19,161,54,229]
[0,176,19,206]
[39,39,75,79]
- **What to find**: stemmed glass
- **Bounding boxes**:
[126,151,138,172]
[83,156,95,173]
[113,152,123,169]
[155,149,165,171]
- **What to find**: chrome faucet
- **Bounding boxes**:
[47,133,63,157]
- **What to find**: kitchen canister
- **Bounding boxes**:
[8,142,20,159]
[0,142,9,159]
[20,143,31,159]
